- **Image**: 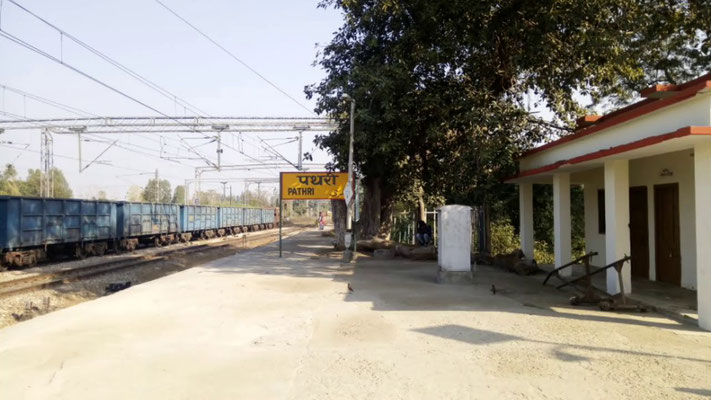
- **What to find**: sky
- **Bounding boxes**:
[0,0,344,200]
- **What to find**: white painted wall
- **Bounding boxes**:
[629,149,697,288]
[582,175,606,267]
[580,150,697,289]
[520,93,711,171]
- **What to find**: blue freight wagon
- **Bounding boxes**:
[180,205,219,239]
[260,208,275,229]
[244,208,262,230]
[0,196,116,269]
[116,202,181,250]
[218,206,246,234]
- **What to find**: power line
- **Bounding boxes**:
[153,0,315,116]
[4,0,212,119]
[0,29,218,167]
[4,0,289,169]
[0,0,223,164]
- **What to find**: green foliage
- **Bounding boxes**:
[49,169,72,198]
[308,0,710,237]
[534,241,555,265]
[490,219,521,256]
[172,185,186,204]
[0,164,21,196]
[142,178,171,203]
[490,218,556,264]
[125,185,143,202]
[0,165,73,198]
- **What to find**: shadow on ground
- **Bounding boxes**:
[202,230,706,336]
[412,324,711,364]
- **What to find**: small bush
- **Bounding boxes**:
[534,241,555,264]
[490,219,520,256]
[490,219,555,264]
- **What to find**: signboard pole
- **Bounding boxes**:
[279,174,283,258]
[353,178,358,260]
[278,171,348,259]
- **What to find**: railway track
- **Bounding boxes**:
[0,226,305,299]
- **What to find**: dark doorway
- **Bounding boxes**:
[629,186,649,278]
[654,183,681,285]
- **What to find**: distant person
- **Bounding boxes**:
[318,212,325,230]
[416,220,432,246]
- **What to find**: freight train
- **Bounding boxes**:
[0,196,278,270]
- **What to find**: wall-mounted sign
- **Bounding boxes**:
[660,168,674,177]
[280,172,348,200]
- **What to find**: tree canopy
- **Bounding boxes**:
[307,0,710,238]
[172,185,186,205]
[0,164,73,198]
[142,178,172,203]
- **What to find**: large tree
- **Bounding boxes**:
[21,168,73,198]
[0,164,21,196]
[142,178,172,203]
[125,185,143,202]
[172,185,186,204]
[307,0,710,238]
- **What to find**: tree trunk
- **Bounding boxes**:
[378,194,394,239]
[359,177,382,239]
[415,187,426,227]
[331,199,347,250]
[417,195,426,222]
[359,176,395,240]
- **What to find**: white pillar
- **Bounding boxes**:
[519,182,534,259]
[583,183,603,266]
[604,159,631,294]
[553,173,572,276]
[694,142,711,330]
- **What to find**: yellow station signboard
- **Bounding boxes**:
[280,172,348,200]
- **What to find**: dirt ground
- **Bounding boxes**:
[1,230,710,399]
[0,228,302,328]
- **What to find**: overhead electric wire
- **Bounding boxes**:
[3,0,315,172]
[5,0,282,169]
[153,0,315,116]
[4,0,213,119]
[0,28,218,167]
[0,0,222,165]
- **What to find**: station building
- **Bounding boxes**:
[507,72,711,330]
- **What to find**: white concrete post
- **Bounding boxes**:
[604,159,631,294]
[519,182,535,259]
[553,173,572,276]
[437,205,473,283]
[694,142,711,330]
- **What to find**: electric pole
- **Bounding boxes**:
[154,169,159,203]
[40,129,54,198]
[297,130,303,170]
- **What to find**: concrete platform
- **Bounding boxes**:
[2,230,711,399]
